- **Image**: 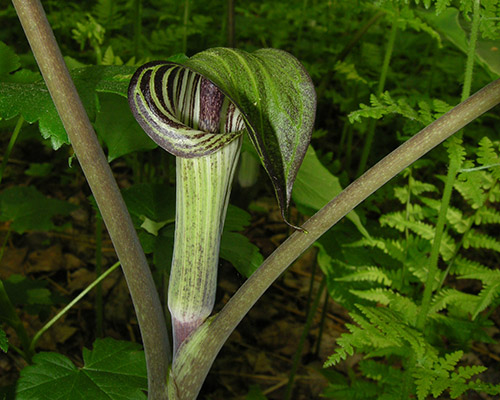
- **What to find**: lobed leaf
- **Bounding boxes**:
[16,338,147,400]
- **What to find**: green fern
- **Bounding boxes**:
[92,0,127,31]
[413,350,500,399]
[323,135,500,399]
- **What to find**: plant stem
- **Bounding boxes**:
[168,137,242,355]
[335,10,385,63]
[30,262,121,353]
[12,2,170,398]
[357,9,398,177]
[462,0,481,103]
[416,0,481,331]
[169,78,500,399]
[0,116,23,185]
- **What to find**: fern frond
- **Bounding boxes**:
[446,135,466,167]
[463,230,500,252]
[429,288,477,315]
[413,350,493,400]
[380,214,456,260]
[348,92,420,124]
[474,207,500,225]
[350,288,395,304]
[334,61,368,85]
[93,0,127,30]
[350,236,407,264]
[350,288,419,325]
[453,256,491,276]
[472,280,500,319]
[410,176,438,196]
[357,305,427,359]
[455,167,488,209]
[419,197,470,234]
[477,136,500,180]
[337,266,392,286]
[325,305,428,368]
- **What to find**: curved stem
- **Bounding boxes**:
[12,2,170,398]
[170,78,500,399]
[30,262,121,353]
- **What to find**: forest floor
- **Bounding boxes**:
[1,137,500,400]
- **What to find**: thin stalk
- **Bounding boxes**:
[284,277,326,400]
[416,0,481,331]
[169,78,500,400]
[0,116,24,185]
[168,137,242,355]
[335,10,385,63]
[357,10,399,177]
[462,0,481,103]
[12,2,170,398]
[30,262,121,353]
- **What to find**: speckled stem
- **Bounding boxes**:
[168,137,241,355]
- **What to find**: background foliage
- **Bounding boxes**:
[0,0,499,399]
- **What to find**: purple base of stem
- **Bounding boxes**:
[172,317,204,356]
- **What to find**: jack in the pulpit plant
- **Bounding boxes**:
[128,47,316,356]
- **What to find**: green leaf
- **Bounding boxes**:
[0,186,77,233]
[421,8,500,75]
[95,93,157,161]
[0,328,7,353]
[0,66,136,149]
[221,205,263,277]
[293,146,370,238]
[0,41,20,76]
[183,48,316,222]
[24,163,53,177]
[122,183,176,228]
[16,338,147,400]
[2,275,56,315]
[220,231,263,277]
[224,204,252,232]
[245,385,268,400]
[128,48,316,224]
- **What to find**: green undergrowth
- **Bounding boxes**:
[1,0,499,399]
[318,136,500,399]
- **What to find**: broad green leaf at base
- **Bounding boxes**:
[16,338,147,400]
